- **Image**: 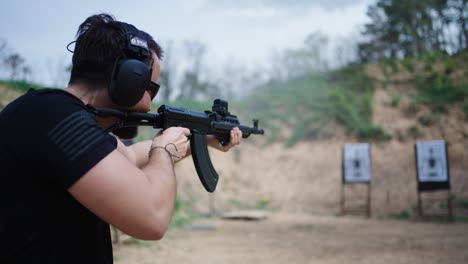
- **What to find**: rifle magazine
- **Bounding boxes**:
[190,133,219,192]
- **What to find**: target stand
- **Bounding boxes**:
[340,143,372,218]
[415,140,453,221]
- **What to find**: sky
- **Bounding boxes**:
[0,0,374,87]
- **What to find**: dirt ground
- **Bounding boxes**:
[112,134,468,264]
[111,97,468,264]
[116,79,468,263]
[112,212,468,264]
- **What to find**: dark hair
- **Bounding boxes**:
[69,13,163,89]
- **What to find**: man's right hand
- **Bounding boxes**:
[151,127,191,163]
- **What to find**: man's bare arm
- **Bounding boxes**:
[118,127,242,167]
[68,127,190,240]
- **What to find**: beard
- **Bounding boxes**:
[112,126,139,140]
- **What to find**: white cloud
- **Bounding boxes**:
[0,0,375,86]
[187,0,372,68]
[225,6,282,19]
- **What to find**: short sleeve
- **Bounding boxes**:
[10,89,118,189]
[45,110,118,188]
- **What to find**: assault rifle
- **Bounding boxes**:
[88,99,264,192]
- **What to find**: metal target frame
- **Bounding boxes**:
[414,140,453,221]
[340,143,372,218]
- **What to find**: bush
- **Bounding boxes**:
[390,93,400,107]
[357,125,391,141]
[417,73,467,112]
[401,58,415,73]
[444,59,456,75]
[407,125,422,138]
[247,65,390,146]
[389,210,411,220]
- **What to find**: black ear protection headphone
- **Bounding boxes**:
[108,22,158,107]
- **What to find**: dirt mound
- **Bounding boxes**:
[175,77,468,218]
[176,139,467,218]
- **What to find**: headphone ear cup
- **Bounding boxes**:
[109,58,151,107]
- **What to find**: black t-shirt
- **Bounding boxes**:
[0,88,118,263]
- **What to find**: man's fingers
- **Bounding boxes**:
[182,128,191,136]
[231,127,241,145]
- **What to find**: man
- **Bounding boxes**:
[0,13,241,263]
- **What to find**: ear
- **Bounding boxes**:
[109,58,151,107]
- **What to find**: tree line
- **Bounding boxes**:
[358,0,467,62]
[0,37,269,101]
[0,39,32,82]
[1,0,466,98]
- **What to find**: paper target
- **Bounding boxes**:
[342,143,371,183]
[415,140,448,183]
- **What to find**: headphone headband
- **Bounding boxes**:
[108,22,154,107]
[118,22,151,60]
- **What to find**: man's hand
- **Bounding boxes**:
[151,127,191,163]
[208,127,242,152]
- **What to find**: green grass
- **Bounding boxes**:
[228,197,270,210]
[246,65,391,146]
[414,72,467,113]
[408,51,468,114]
[390,93,400,107]
[455,197,468,209]
[0,79,48,91]
[170,196,198,228]
[401,58,415,73]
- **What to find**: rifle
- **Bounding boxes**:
[88,99,264,192]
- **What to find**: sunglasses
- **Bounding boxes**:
[147,81,160,101]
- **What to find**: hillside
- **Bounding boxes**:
[173,53,468,219]
[0,84,24,109]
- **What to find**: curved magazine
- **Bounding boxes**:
[190,132,219,192]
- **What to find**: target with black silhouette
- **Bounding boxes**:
[414,140,453,221]
[415,140,450,191]
[340,143,372,217]
[343,143,371,183]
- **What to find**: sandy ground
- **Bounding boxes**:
[112,133,468,264]
[113,100,468,264]
[112,212,468,264]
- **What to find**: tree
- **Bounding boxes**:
[177,40,218,99]
[281,31,329,78]
[450,0,468,51]
[334,34,359,68]
[0,39,7,58]
[358,4,389,62]
[21,66,31,81]
[158,41,178,101]
[0,39,9,77]
[358,0,466,62]
[4,53,25,80]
